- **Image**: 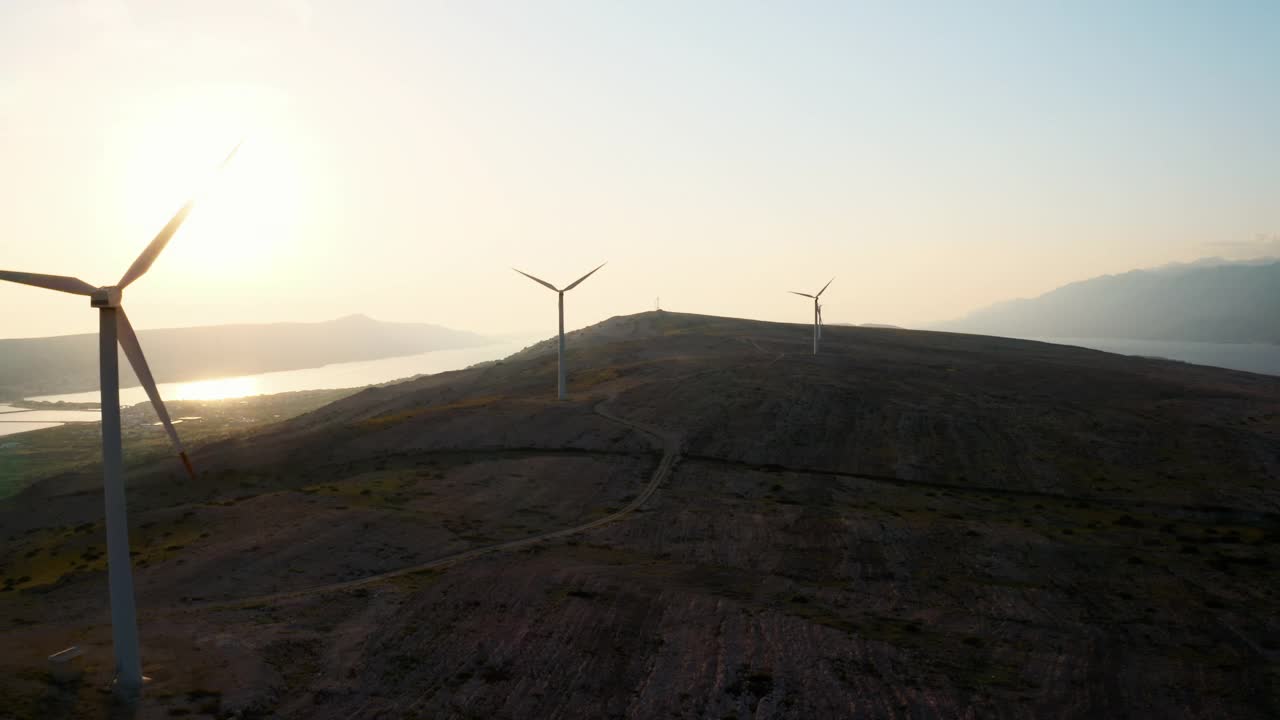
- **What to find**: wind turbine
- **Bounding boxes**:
[789,277,833,355]
[0,143,239,693]
[512,263,606,400]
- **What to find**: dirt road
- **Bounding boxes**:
[188,396,682,610]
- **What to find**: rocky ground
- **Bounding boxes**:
[0,311,1277,718]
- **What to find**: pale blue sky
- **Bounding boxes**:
[2,1,1277,339]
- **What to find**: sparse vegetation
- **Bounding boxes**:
[0,312,1276,717]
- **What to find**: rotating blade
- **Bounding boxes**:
[118,141,242,289]
[563,262,607,292]
[512,268,560,292]
[0,270,96,296]
[116,308,196,479]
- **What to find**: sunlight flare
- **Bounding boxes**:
[116,85,306,277]
[169,375,261,401]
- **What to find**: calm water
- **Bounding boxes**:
[1,410,106,422]
[3,339,534,436]
[7,336,1273,439]
[1028,337,1280,376]
[0,408,103,436]
[0,422,65,438]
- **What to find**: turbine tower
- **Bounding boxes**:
[0,143,239,693]
[789,277,833,355]
[512,263,606,400]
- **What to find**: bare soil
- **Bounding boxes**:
[1,311,1276,719]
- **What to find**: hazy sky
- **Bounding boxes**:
[2,1,1277,340]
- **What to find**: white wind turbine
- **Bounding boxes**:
[789,277,833,355]
[512,263,606,400]
[0,143,239,693]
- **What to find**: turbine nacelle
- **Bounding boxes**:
[512,262,607,401]
[512,262,607,295]
[0,140,240,693]
[90,286,123,308]
[788,277,833,355]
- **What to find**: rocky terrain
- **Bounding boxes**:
[0,311,1277,718]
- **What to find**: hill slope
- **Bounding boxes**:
[936,260,1280,344]
[0,312,1277,718]
[0,314,488,400]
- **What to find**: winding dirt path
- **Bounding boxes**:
[186,397,682,610]
[176,341,791,612]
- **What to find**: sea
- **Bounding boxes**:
[0,339,534,437]
[2,335,1276,438]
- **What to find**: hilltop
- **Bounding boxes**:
[0,312,1277,718]
[0,314,489,401]
[936,259,1280,344]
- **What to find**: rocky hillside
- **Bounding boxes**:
[1,311,1277,718]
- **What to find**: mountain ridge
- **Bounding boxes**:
[936,258,1280,343]
[0,315,489,401]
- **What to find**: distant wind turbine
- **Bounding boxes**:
[789,277,833,355]
[512,263,606,400]
[0,142,240,693]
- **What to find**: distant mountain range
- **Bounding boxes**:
[0,315,489,401]
[935,259,1280,344]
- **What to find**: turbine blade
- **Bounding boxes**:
[788,291,815,298]
[563,262,607,292]
[816,277,835,297]
[116,308,195,479]
[512,268,559,292]
[0,270,96,296]
[118,141,242,289]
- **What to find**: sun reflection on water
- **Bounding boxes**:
[169,376,262,401]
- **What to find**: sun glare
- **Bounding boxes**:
[115,85,306,278]
[169,375,261,402]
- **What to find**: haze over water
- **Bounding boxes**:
[0,339,530,436]
[1027,337,1280,377]
[3,334,1276,440]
